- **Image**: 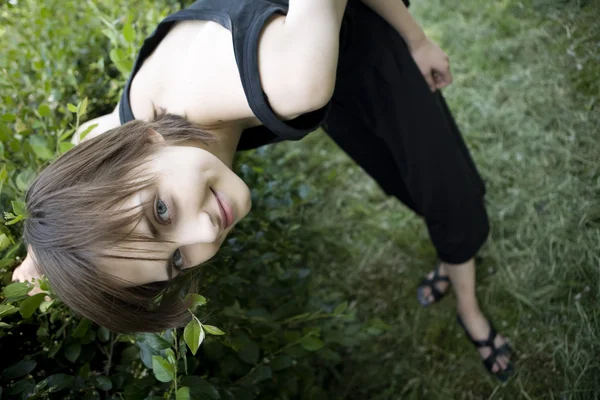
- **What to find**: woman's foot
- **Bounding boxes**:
[416,262,451,306]
[457,308,513,381]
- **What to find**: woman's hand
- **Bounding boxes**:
[409,37,453,92]
[12,253,44,295]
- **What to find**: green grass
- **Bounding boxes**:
[262,0,600,398]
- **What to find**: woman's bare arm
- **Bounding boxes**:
[257,0,348,118]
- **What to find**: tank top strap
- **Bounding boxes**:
[120,0,330,148]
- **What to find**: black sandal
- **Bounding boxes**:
[416,263,451,307]
[457,315,514,382]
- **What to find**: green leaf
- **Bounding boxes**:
[283,330,302,343]
[0,233,11,251]
[2,113,16,122]
[0,304,19,318]
[31,144,53,160]
[249,365,272,383]
[60,141,75,154]
[233,336,259,365]
[334,301,348,315]
[15,169,35,192]
[270,355,294,371]
[186,293,207,311]
[5,378,34,396]
[72,318,91,338]
[78,363,91,379]
[176,387,190,400]
[202,324,225,336]
[184,318,204,356]
[0,164,8,184]
[67,103,78,113]
[93,376,112,391]
[2,360,36,380]
[79,97,88,116]
[3,282,31,298]
[59,128,74,141]
[165,348,176,364]
[151,355,175,383]
[19,293,47,318]
[78,123,98,141]
[43,374,74,392]
[300,336,325,352]
[64,343,81,363]
[0,122,10,141]
[0,259,13,269]
[109,48,132,77]
[38,104,51,117]
[180,376,220,400]
[123,22,134,43]
[137,332,172,351]
[135,343,154,369]
[0,322,12,328]
[97,326,111,343]
[11,200,26,216]
[39,278,51,291]
[5,214,24,225]
[39,298,54,313]
[3,243,20,260]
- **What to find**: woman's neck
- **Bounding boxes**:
[206,124,244,168]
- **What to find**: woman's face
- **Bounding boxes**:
[100,141,252,285]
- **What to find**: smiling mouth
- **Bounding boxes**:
[212,189,234,231]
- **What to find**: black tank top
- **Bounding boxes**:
[119,0,331,150]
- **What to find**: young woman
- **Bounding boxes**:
[12,0,513,380]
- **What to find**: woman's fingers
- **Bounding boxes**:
[423,71,437,92]
[433,66,452,90]
[410,38,453,92]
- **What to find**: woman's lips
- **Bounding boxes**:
[214,190,234,230]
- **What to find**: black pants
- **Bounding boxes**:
[324,0,489,264]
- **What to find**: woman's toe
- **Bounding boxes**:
[491,363,500,374]
[499,354,511,371]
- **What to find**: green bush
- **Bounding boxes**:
[0,1,373,398]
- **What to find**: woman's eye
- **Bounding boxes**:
[156,199,170,223]
[172,249,184,270]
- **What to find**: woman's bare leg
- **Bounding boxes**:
[442,258,510,372]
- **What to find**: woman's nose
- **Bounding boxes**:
[176,210,220,245]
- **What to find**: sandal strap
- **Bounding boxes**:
[418,276,449,302]
[431,266,451,283]
[417,263,451,306]
[430,284,444,301]
[457,316,514,379]
[457,316,497,348]
[483,353,498,372]
[496,342,512,356]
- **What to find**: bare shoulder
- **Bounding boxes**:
[129,20,257,128]
[129,2,344,129]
